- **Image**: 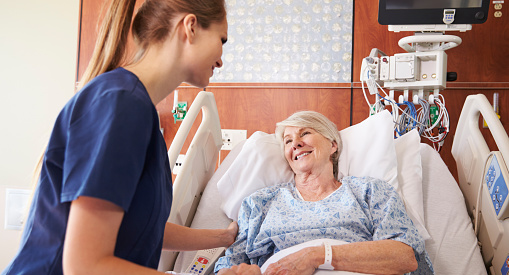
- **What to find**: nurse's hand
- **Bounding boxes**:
[263,246,318,275]
[224,221,238,247]
[218,263,261,275]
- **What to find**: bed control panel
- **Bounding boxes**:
[485,152,509,220]
[501,254,509,275]
[184,247,225,275]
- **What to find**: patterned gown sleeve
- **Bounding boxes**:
[354,177,434,274]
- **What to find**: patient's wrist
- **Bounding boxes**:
[306,244,329,270]
[318,242,334,270]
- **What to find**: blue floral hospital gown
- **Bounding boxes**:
[215,176,434,274]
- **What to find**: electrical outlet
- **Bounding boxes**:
[221,129,247,150]
[173,154,185,175]
[5,189,31,230]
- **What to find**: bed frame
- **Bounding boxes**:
[452,94,509,275]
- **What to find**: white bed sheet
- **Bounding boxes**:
[420,144,486,275]
[173,142,487,275]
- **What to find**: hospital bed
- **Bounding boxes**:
[158,91,508,275]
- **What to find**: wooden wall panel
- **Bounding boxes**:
[77,0,144,83]
[353,0,509,83]
[156,86,352,151]
[77,0,104,82]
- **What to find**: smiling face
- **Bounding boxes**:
[184,16,228,88]
[283,126,338,177]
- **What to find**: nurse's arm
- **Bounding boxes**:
[162,221,238,251]
[63,196,164,275]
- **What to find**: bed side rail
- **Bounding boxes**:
[452,94,509,216]
[158,91,223,272]
[452,94,509,275]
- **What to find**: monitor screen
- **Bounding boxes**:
[379,0,489,25]
[386,0,483,10]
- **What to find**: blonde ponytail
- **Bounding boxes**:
[77,0,136,90]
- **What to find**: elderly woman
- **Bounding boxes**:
[215,111,433,275]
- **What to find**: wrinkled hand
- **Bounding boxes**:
[263,247,317,275]
[225,221,239,247]
[218,263,261,275]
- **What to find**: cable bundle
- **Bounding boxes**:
[416,98,430,136]
[360,60,450,151]
[395,101,417,137]
[420,94,450,151]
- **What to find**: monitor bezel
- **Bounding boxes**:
[378,0,490,25]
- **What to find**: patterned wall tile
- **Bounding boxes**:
[210,0,353,83]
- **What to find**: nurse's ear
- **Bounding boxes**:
[181,14,198,44]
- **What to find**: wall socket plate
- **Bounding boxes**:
[5,189,31,231]
[221,129,247,150]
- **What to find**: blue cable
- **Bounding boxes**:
[395,101,417,136]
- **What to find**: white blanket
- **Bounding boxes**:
[260,239,371,275]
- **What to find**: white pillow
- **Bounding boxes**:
[394,129,430,240]
[217,110,428,239]
[337,110,398,190]
[217,131,294,219]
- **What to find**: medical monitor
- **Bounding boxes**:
[378,0,490,25]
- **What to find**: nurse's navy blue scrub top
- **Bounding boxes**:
[2,68,173,275]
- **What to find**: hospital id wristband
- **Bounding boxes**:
[318,242,334,270]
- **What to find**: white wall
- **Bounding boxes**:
[0,0,79,270]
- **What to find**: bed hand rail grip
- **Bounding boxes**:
[453,94,509,163]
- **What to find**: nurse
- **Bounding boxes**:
[2,0,236,274]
